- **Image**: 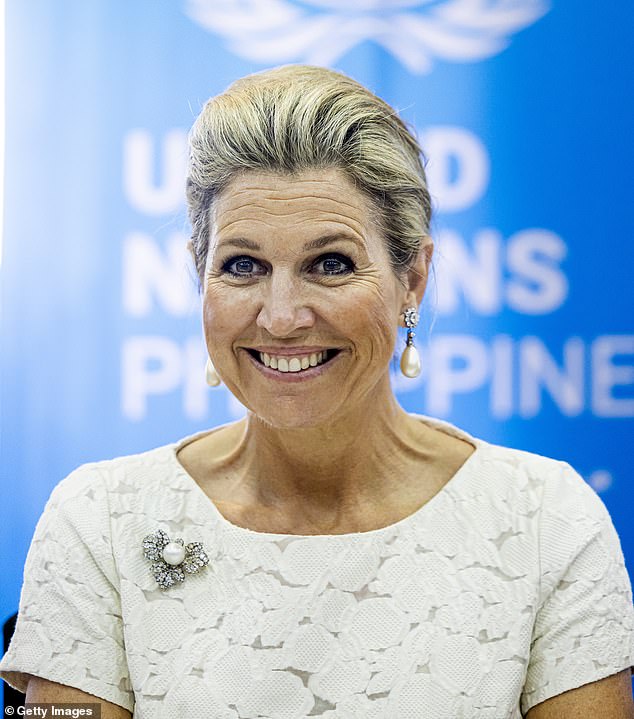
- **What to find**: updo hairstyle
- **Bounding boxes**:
[186,65,432,286]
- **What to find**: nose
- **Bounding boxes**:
[255,272,315,337]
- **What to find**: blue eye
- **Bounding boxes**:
[314,254,354,275]
[220,253,355,278]
[222,256,263,277]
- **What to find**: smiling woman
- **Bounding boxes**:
[0,65,632,718]
[199,167,421,430]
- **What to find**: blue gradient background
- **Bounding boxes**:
[2,1,633,631]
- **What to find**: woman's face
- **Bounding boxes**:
[202,168,423,428]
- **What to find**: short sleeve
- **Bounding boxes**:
[0,466,134,712]
[521,462,634,716]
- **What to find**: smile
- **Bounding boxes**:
[243,348,342,381]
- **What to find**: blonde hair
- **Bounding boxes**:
[186,65,432,284]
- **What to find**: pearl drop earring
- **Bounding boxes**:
[205,358,221,387]
[400,307,421,378]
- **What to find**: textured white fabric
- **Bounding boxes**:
[1,414,633,718]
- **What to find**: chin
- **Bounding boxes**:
[250,402,339,431]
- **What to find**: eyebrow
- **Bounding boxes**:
[216,233,364,253]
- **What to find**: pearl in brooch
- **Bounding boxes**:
[162,541,186,566]
[142,528,210,590]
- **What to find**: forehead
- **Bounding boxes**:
[210,168,376,240]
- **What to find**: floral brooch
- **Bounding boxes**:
[142,528,209,590]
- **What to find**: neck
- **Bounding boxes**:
[221,381,429,514]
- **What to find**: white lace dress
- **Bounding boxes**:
[1,415,633,718]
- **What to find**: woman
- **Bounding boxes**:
[1,65,632,718]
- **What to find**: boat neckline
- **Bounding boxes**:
[169,413,484,539]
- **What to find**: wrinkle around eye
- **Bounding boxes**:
[346,265,385,290]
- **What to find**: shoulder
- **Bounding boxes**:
[415,415,609,532]
[477,440,613,555]
[34,440,190,552]
[474,439,628,603]
[479,439,610,526]
[50,440,182,503]
[441,423,621,570]
[25,438,198,585]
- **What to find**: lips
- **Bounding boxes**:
[246,348,340,372]
[243,347,343,381]
[267,349,329,369]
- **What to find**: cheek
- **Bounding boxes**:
[342,283,400,354]
[202,296,228,333]
[370,307,400,354]
[203,282,248,327]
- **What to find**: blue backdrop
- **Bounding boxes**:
[2,0,633,631]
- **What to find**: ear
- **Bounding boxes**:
[187,239,205,293]
[401,237,433,320]
[187,239,196,263]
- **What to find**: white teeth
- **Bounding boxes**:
[258,350,332,373]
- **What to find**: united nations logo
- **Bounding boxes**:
[184,0,550,74]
